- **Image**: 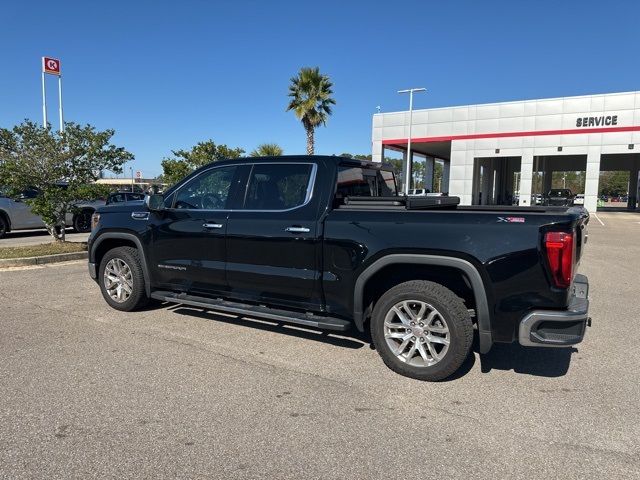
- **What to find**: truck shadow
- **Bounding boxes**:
[170,306,369,350]
[165,305,574,379]
[477,339,576,377]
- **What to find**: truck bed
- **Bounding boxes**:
[337,195,582,215]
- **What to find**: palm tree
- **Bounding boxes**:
[250,143,283,157]
[286,67,335,155]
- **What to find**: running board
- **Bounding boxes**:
[151,290,351,332]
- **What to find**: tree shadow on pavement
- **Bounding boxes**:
[169,305,368,350]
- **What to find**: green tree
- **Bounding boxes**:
[251,143,283,157]
[161,140,245,186]
[286,67,335,155]
[0,120,132,241]
[599,171,629,197]
[551,171,586,193]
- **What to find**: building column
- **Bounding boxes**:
[449,150,466,202]
[628,167,639,210]
[372,141,384,163]
[442,159,450,194]
[424,156,434,192]
[519,151,533,206]
[584,147,601,212]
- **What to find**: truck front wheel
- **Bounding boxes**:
[0,215,7,239]
[98,246,149,311]
[370,280,473,381]
[73,209,93,233]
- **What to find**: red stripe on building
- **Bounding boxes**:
[381,125,640,145]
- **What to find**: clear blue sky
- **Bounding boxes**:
[1,0,638,177]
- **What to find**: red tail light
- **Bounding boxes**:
[544,232,575,288]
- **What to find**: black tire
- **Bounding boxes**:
[370,280,473,381]
[73,209,93,233]
[98,246,149,311]
[0,215,7,239]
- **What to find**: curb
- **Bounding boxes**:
[0,251,88,268]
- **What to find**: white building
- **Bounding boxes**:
[372,90,640,212]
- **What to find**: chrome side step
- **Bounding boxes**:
[151,290,351,332]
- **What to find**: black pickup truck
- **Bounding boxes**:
[88,156,590,381]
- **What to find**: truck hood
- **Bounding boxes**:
[96,201,146,214]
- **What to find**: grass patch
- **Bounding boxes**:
[0,242,87,260]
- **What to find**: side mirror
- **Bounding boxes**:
[145,194,165,211]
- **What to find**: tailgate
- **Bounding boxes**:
[573,208,590,263]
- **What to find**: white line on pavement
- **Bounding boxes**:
[592,213,605,226]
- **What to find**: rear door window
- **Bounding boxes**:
[242,163,314,210]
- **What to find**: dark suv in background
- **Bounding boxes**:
[546,189,575,207]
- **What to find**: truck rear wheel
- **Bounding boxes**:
[370,280,473,381]
[98,246,149,311]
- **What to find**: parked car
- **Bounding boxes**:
[106,191,146,205]
[574,194,585,205]
[545,188,574,207]
[0,187,104,238]
[88,156,590,381]
[408,188,429,196]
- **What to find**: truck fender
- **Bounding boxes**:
[353,254,493,353]
[90,232,152,297]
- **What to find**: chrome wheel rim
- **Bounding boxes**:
[103,258,133,303]
[384,300,450,367]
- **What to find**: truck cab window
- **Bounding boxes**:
[335,166,397,205]
[243,163,313,210]
[173,166,238,210]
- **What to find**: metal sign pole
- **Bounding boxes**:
[41,70,48,127]
[405,90,414,195]
[58,75,64,133]
[398,87,426,195]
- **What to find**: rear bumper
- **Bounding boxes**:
[519,274,590,347]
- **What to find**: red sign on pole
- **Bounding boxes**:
[42,57,61,75]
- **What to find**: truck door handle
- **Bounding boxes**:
[285,226,310,233]
[203,223,223,229]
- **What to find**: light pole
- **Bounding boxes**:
[398,87,426,194]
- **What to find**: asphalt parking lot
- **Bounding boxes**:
[0,211,638,479]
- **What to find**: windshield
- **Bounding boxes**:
[548,189,572,197]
